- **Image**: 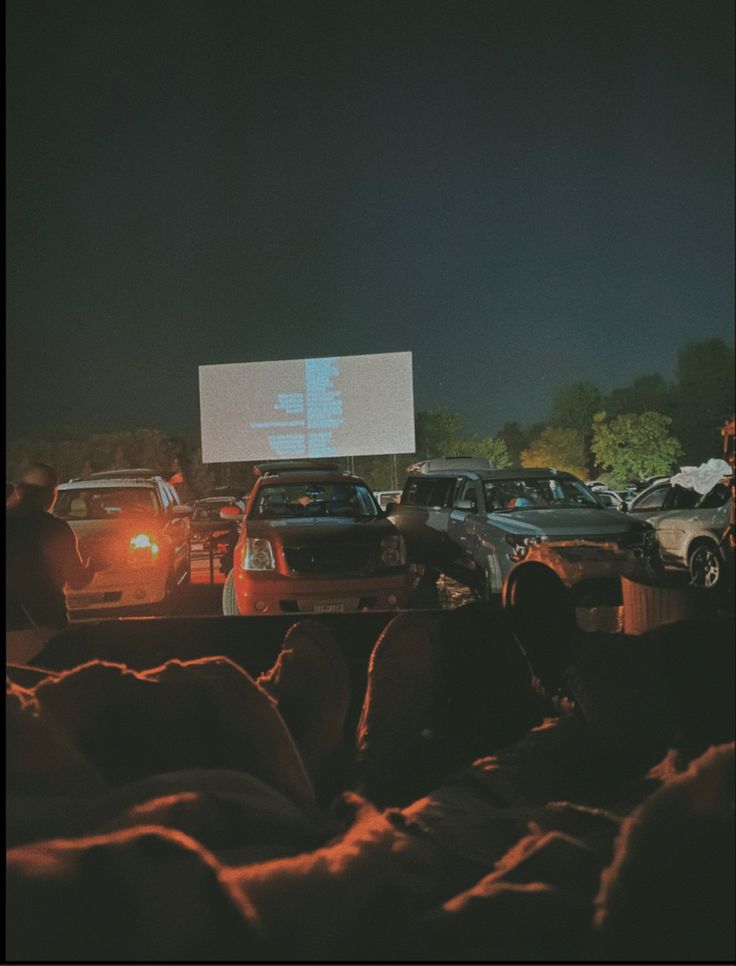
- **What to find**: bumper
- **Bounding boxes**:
[232,568,413,615]
[65,566,169,611]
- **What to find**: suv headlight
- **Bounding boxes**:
[380,534,406,567]
[242,538,276,571]
[505,533,547,561]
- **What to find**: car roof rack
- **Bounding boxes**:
[253,460,343,477]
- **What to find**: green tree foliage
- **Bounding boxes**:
[455,436,510,467]
[605,373,670,417]
[550,381,602,434]
[591,412,682,486]
[669,339,735,463]
[519,427,587,478]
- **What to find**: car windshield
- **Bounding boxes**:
[53,487,159,520]
[484,477,601,511]
[251,482,379,519]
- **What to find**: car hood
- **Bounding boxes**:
[487,507,649,539]
[243,516,396,547]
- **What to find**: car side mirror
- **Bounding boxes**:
[619,502,628,513]
[219,506,242,520]
[384,501,399,514]
[455,499,476,511]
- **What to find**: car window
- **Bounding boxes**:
[665,486,699,510]
[402,478,435,507]
[696,482,730,509]
[484,477,600,510]
[251,482,379,519]
[193,505,226,521]
[424,477,457,509]
[53,487,159,519]
[455,478,478,508]
[631,485,669,511]
[158,483,172,510]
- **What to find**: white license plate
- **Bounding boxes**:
[191,543,205,551]
[313,602,345,613]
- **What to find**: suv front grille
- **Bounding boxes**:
[284,546,372,574]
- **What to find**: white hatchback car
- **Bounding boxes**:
[52,475,191,613]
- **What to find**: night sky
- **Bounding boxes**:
[6,0,734,442]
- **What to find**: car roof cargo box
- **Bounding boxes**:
[407,456,496,474]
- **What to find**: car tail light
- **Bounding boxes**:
[129,532,160,563]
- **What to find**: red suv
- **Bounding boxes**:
[222,463,412,615]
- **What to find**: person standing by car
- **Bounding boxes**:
[6,464,103,663]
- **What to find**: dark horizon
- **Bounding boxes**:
[7,0,734,442]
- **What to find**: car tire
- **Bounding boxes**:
[688,541,722,590]
[222,570,240,615]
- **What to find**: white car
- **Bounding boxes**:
[374,490,402,510]
[52,474,191,613]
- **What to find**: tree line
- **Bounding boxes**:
[6,338,733,497]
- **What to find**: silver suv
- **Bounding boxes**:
[390,463,659,600]
[388,462,660,685]
[52,474,191,614]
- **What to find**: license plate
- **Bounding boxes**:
[191,543,205,551]
[313,602,345,613]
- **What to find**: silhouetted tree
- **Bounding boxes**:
[669,339,735,463]
[550,381,602,434]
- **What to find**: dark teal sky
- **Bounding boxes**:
[7,0,734,440]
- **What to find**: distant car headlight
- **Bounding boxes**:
[242,537,276,571]
[505,533,547,560]
[380,534,406,567]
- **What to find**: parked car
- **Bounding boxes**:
[388,460,659,604]
[52,474,191,613]
[593,489,626,510]
[648,482,732,589]
[625,480,699,516]
[222,462,413,615]
[374,490,402,510]
[388,461,660,686]
[190,496,244,573]
[190,497,244,552]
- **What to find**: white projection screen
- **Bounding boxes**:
[199,351,415,463]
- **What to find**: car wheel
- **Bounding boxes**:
[688,542,722,589]
[222,570,240,615]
